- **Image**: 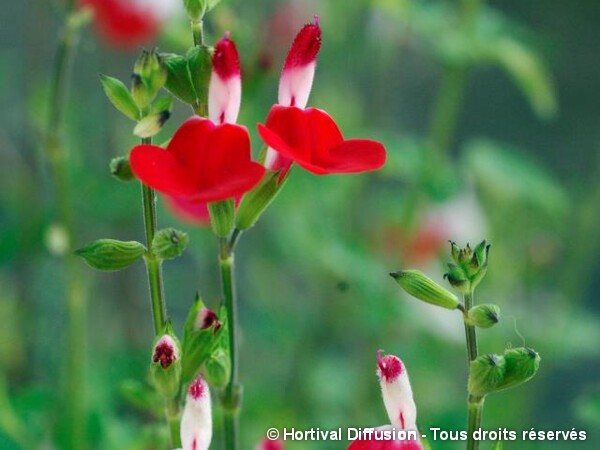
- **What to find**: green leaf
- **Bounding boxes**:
[149,95,173,115]
[99,75,140,121]
[75,239,146,271]
[161,54,197,105]
[187,46,212,110]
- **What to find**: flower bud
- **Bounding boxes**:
[377,350,417,430]
[151,333,182,399]
[152,228,189,260]
[75,239,145,271]
[445,240,491,293]
[467,304,500,329]
[132,49,167,108]
[278,17,321,109]
[180,375,213,450]
[208,199,235,237]
[182,295,226,383]
[468,354,506,397]
[208,34,241,124]
[495,347,540,392]
[390,270,460,310]
[109,156,135,182]
[203,347,231,389]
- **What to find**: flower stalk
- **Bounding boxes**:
[463,290,481,450]
[218,236,240,450]
[45,2,89,448]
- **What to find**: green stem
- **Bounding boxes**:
[191,18,204,47]
[467,396,484,450]
[219,237,239,450]
[140,138,167,334]
[138,137,176,446]
[46,4,87,449]
[463,291,481,450]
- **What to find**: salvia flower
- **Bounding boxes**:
[151,334,182,398]
[194,306,222,333]
[349,351,422,450]
[209,33,242,125]
[176,375,213,450]
[130,116,265,203]
[81,0,179,48]
[259,105,386,174]
[264,17,321,174]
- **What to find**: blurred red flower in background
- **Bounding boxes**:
[81,0,178,48]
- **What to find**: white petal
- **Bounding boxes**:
[278,62,316,109]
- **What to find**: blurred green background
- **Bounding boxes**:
[1,0,599,449]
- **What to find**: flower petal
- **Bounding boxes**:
[324,139,387,173]
[130,144,197,196]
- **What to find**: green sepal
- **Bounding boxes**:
[187,46,212,112]
[109,156,135,182]
[75,239,145,271]
[444,262,470,293]
[203,347,231,389]
[152,228,189,260]
[162,53,198,105]
[181,294,227,383]
[468,354,506,397]
[495,347,540,392]
[467,304,500,329]
[235,171,284,230]
[150,322,182,399]
[390,269,460,310]
[208,199,235,237]
[100,75,140,121]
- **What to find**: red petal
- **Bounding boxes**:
[165,196,211,225]
[348,439,421,450]
[195,161,265,203]
[130,144,197,197]
[325,138,387,173]
[260,105,312,161]
[167,116,216,174]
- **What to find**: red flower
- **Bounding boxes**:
[348,431,422,450]
[258,105,386,175]
[81,0,170,48]
[130,117,265,202]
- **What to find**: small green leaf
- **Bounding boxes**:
[162,54,197,105]
[187,46,212,111]
[75,239,145,271]
[99,75,140,121]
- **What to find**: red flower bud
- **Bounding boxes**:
[130,116,265,203]
[377,351,417,431]
[209,33,242,125]
[258,106,386,175]
[194,307,222,333]
[180,374,212,450]
[152,335,179,368]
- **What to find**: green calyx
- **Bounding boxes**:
[75,239,145,271]
[208,199,235,237]
[152,228,189,260]
[391,269,461,310]
[467,304,501,328]
[445,240,491,292]
[235,171,285,230]
[150,323,182,399]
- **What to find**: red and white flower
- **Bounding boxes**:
[348,351,422,450]
[81,0,181,48]
[173,375,213,450]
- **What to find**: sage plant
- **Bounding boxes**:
[76,0,387,449]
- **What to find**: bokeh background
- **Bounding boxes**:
[1,0,599,449]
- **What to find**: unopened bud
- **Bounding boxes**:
[109,156,135,182]
[391,270,460,310]
[132,49,167,108]
[180,375,213,450]
[468,354,506,397]
[152,228,189,260]
[445,241,491,293]
[151,333,182,399]
[495,347,540,392]
[467,304,500,329]
[75,239,145,271]
[194,306,222,332]
[377,350,417,430]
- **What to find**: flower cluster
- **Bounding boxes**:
[130,18,386,225]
